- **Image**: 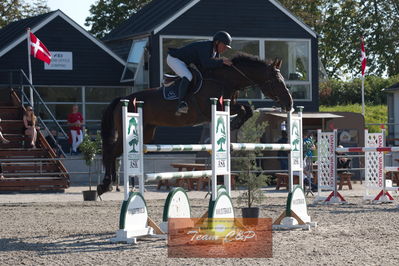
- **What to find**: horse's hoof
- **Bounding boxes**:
[97,184,113,196]
[97,185,105,196]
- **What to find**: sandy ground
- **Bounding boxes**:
[1,183,399,265]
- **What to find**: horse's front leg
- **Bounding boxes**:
[230,103,253,130]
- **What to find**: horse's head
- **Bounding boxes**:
[230,54,293,112]
[262,59,293,112]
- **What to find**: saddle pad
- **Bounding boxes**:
[162,69,203,101]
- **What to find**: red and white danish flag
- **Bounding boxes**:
[29,32,51,64]
[361,37,367,76]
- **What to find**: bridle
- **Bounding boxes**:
[231,64,281,103]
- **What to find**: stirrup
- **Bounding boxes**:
[175,101,188,116]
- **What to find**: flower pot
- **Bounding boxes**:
[242,207,259,218]
[82,190,97,201]
[242,207,260,225]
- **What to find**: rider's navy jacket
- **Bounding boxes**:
[168,41,224,71]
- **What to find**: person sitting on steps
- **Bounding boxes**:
[167,31,233,116]
[23,106,39,148]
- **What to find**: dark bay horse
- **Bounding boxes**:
[98,54,293,195]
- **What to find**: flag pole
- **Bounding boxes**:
[361,76,365,117]
[26,28,34,107]
[360,37,367,118]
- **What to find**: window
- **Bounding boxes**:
[121,38,149,91]
[265,40,311,100]
[36,87,81,102]
[227,40,260,99]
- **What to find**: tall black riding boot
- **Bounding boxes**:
[175,77,190,116]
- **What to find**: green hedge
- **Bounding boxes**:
[319,75,399,106]
[320,104,387,133]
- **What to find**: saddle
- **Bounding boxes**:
[161,67,203,101]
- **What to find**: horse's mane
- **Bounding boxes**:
[231,53,269,68]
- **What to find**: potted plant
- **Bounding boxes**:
[79,130,101,201]
[234,110,270,218]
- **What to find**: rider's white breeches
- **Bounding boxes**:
[167,55,193,81]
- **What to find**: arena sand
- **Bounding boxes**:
[0,184,399,265]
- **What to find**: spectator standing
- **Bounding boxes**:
[67,105,84,155]
[23,106,39,148]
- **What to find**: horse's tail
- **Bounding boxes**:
[101,97,122,143]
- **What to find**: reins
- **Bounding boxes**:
[231,64,259,88]
[231,64,280,102]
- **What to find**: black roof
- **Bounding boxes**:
[383,83,399,92]
[104,0,193,41]
[0,11,56,52]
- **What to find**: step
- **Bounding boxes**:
[0,148,49,158]
[0,141,44,149]
[2,164,60,172]
[0,134,26,148]
[0,177,69,191]
[2,161,57,171]
[2,172,64,178]
[0,107,22,120]
[0,120,24,134]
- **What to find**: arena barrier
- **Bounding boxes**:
[111,99,316,243]
[316,129,399,204]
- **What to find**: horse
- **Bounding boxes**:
[98,53,293,195]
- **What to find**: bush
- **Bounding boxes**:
[319,74,399,106]
[320,104,387,133]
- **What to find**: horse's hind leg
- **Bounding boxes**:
[98,144,115,195]
[230,103,253,130]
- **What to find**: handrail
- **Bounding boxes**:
[37,116,67,157]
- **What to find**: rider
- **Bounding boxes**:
[167,31,233,115]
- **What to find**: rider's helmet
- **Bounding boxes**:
[213,31,232,48]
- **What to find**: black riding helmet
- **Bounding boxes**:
[213,31,232,48]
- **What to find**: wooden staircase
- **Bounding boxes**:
[0,90,70,192]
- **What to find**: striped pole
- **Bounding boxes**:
[231,143,292,151]
[144,144,212,153]
[145,170,212,181]
[385,167,399,172]
[145,143,292,152]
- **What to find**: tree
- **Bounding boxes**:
[85,0,152,39]
[280,0,399,78]
[234,110,270,208]
[0,0,49,28]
